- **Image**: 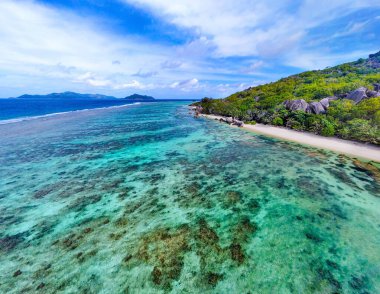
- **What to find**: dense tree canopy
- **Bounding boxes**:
[195,54,380,145]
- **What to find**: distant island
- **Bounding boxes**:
[15,92,156,101]
[123,94,155,101]
[17,92,117,100]
[193,51,380,145]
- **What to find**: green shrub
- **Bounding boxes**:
[320,120,335,136]
[346,119,378,143]
[272,117,284,126]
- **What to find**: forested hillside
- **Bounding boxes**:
[195,51,380,144]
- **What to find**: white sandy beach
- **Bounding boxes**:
[201,114,380,162]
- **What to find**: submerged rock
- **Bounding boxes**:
[206,272,223,287]
[352,160,380,184]
[229,243,245,264]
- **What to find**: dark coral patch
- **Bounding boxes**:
[352,160,380,183]
[0,233,25,252]
[152,266,162,285]
[233,217,258,245]
[206,272,223,287]
[229,243,245,264]
[136,225,191,289]
[197,219,219,245]
[226,191,242,205]
[305,232,323,243]
[349,275,368,291]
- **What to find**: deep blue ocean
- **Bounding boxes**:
[0,98,138,121]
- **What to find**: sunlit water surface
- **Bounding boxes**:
[0,102,379,293]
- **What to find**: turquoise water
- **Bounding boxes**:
[0,102,379,293]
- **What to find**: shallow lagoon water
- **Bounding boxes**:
[0,102,379,293]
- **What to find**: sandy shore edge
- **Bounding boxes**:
[200,113,380,162]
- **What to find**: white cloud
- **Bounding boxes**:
[0,0,379,99]
[0,0,177,95]
[125,0,380,61]
[113,80,151,90]
[170,78,200,91]
[132,70,158,78]
[241,60,265,74]
[161,60,183,69]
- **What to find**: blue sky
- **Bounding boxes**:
[0,0,379,99]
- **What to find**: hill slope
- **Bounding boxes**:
[195,51,380,145]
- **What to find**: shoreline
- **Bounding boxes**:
[200,114,380,163]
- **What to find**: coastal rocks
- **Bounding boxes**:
[284,96,340,114]
[367,52,380,69]
[233,119,244,127]
[284,99,308,111]
[284,85,378,115]
[367,90,380,98]
[219,117,244,127]
[194,106,203,117]
[225,117,234,124]
[307,102,326,114]
[345,86,380,103]
[320,96,338,110]
[319,98,330,110]
[346,87,368,104]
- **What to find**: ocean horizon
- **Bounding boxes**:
[0,98,197,122]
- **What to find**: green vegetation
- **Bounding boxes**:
[195,53,380,145]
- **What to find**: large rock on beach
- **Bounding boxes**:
[232,119,244,127]
[225,117,234,124]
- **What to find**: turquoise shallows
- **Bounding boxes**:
[0,102,379,293]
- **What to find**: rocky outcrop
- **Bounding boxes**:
[320,97,337,110]
[283,99,309,111]
[284,98,333,114]
[345,86,380,103]
[232,119,244,127]
[367,52,380,69]
[367,90,380,98]
[284,85,379,114]
[319,98,330,110]
[307,102,326,114]
[346,87,368,104]
[219,117,244,127]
